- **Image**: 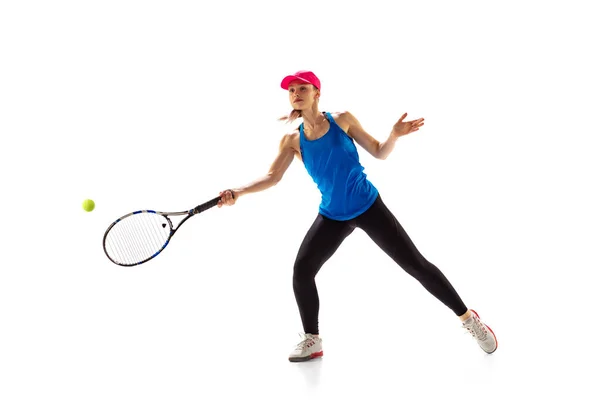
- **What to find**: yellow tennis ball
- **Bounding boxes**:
[82,199,95,212]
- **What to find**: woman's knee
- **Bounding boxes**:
[293,258,317,283]
[396,256,433,280]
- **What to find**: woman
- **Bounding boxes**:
[217,70,497,362]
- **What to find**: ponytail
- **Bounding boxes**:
[278,109,302,124]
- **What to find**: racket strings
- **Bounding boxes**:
[104,213,171,265]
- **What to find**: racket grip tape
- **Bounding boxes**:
[192,190,236,214]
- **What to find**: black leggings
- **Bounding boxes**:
[292,194,468,334]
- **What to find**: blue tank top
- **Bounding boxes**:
[299,112,379,221]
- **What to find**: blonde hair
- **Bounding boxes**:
[278,109,303,124]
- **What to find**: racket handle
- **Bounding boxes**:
[192,190,235,214]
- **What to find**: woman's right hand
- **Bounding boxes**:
[217,189,237,208]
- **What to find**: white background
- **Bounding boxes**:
[1,1,599,399]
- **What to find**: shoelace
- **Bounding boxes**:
[295,334,315,350]
[464,318,488,341]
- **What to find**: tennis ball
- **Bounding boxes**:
[82,199,95,212]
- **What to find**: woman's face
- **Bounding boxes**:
[288,81,319,110]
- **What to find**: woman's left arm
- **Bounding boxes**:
[342,111,425,160]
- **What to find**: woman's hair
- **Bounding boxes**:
[278,109,303,124]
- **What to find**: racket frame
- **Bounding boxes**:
[102,194,227,266]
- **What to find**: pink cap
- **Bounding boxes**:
[280,70,321,90]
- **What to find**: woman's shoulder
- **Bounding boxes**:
[326,110,354,123]
[283,128,300,140]
[326,110,354,132]
[280,129,301,152]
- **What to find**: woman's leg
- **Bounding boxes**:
[355,195,468,316]
[293,214,355,334]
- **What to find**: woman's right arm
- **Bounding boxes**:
[218,133,298,207]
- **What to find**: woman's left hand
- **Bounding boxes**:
[392,113,425,137]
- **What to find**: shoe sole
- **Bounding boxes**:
[288,351,323,362]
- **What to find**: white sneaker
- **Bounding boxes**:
[288,333,323,362]
[462,309,498,354]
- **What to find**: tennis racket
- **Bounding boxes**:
[102,191,233,267]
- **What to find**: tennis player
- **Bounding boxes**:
[217,70,498,362]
